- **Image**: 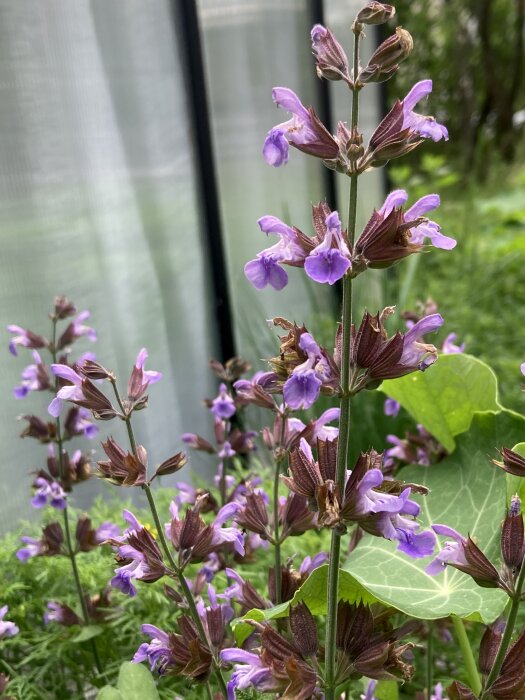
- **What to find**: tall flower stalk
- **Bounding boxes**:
[324,25,362,699]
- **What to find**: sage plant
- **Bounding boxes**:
[8,297,108,676]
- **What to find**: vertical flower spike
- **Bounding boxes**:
[263,87,339,167]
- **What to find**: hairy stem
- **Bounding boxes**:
[110,380,228,698]
[452,616,482,696]
[51,319,104,676]
[481,561,525,696]
[324,29,361,699]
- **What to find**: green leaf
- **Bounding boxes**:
[375,681,399,700]
[116,662,160,700]
[343,411,525,622]
[96,688,122,700]
[71,624,103,643]
[380,355,501,451]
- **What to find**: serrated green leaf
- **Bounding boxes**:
[116,662,160,699]
[71,624,103,643]
[96,687,122,700]
[381,355,501,451]
[343,411,525,622]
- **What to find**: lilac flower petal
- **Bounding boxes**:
[403,79,433,112]
[13,386,29,399]
[379,189,408,216]
[257,215,294,238]
[304,249,350,285]
[50,364,82,384]
[271,87,310,120]
[405,194,440,218]
[244,256,288,290]
[396,528,436,558]
[48,397,63,417]
[283,370,322,410]
[432,524,465,541]
[384,398,400,417]
[263,129,289,167]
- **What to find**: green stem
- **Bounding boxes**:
[426,621,434,699]
[220,456,228,507]
[324,30,360,700]
[452,616,482,696]
[50,319,104,677]
[272,414,288,605]
[481,562,525,696]
[110,381,228,699]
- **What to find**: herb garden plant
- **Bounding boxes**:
[2,3,525,699]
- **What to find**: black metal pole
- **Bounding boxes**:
[170,0,236,363]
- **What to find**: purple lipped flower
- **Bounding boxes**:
[442,332,465,354]
[400,313,444,370]
[211,503,245,556]
[220,648,278,698]
[13,350,51,399]
[310,408,340,442]
[426,524,468,575]
[0,606,19,639]
[133,624,172,673]
[431,682,444,700]
[7,324,47,356]
[16,535,44,561]
[48,364,86,417]
[70,311,97,342]
[402,80,449,142]
[283,332,332,410]
[31,477,66,510]
[211,383,236,420]
[304,210,351,285]
[127,348,162,402]
[384,398,400,417]
[71,407,99,439]
[379,189,456,251]
[361,679,378,700]
[244,216,306,291]
[263,88,318,167]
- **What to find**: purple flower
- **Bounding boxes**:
[244,216,306,291]
[442,332,465,354]
[211,503,245,556]
[384,398,400,417]
[220,648,277,698]
[309,408,340,441]
[379,189,456,250]
[299,551,328,576]
[7,324,46,356]
[400,313,444,370]
[263,88,318,167]
[426,524,468,575]
[133,624,172,673]
[283,332,333,410]
[69,311,97,343]
[31,478,66,510]
[12,350,50,399]
[16,535,43,561]
[48,364,86,417]
[70,407,99,439]
[431,682,444,700]
[0,606,19,639]
[95,521,121,543]
[304,211,351,284]
[127,348,162,402]
[402,80,449,142]
[211,383,236,420]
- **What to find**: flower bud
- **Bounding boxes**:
[493,447,525,477]
[501,496,524,569]
[311,24,352,85]
[79,359,113,380]
[359,27,414,84]
[154,451,187,478]
[479,618,505,675]
[356,2,396,25]
[53,296,77,320]
[290,602,318,657]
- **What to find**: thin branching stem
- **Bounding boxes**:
[109,379,228,699]
[272,412,288,604]
[324,29,361,699]
[50,318,104,677]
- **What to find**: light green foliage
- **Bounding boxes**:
[381,354,501,451]
[96,662,160,700]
